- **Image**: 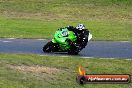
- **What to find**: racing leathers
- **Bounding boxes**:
[66,26,89,50]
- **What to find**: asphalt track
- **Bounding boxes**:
[0,38,132,59]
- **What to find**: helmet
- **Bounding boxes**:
[76,24,85,30]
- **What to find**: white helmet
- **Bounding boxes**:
[76,24,85,30]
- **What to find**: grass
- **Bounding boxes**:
[0,0,132,41]
[0,53,132,88]
[0,1,132,88]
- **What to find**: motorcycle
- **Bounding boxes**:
[43,27,92,54]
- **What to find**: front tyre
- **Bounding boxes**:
[43,41,53,52]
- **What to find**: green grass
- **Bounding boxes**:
[0,1,132,88]
[0,0,132,40]
[0,53,132,88]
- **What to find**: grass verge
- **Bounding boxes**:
[0,53,132,88]
[0,17,132,41]
[0,0,132,41]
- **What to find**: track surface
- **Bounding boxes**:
[0,38,132,59]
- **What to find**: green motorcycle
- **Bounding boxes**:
[43,27,92,54]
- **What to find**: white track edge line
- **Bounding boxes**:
[39,55,132,60]
[2,41,12,43]
[6,38,16,39]
[36,39,46,40]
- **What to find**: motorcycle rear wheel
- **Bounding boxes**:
[68,43,79,55]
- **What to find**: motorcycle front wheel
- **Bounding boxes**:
[43,41,58,52]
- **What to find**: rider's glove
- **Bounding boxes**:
[65,38,71,43]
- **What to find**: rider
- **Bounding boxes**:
[66,24,89,50]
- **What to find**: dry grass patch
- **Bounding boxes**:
[8,65,62,75]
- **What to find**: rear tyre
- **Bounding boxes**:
[68,50,79,55]
[68,43,79,55]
